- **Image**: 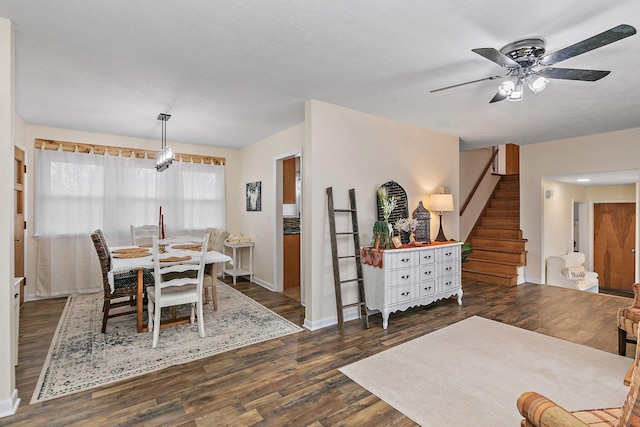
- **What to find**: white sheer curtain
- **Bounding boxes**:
[35,147,225,297]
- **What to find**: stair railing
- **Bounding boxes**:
[460,147,499,216]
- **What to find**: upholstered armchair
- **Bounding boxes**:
[203,227,230,310]
[517,328,640,426]
[618,283,640,356]
[546,252,598,293]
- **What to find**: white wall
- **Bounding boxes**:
[459,147,500,241]
[542,180,587,259]
[0,16,19,417]
[238,123,304,289]
[23,124,241,301]
[304,100,459,328]
[521,128,640,284]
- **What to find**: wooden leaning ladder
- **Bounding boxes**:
[326,187,369,334]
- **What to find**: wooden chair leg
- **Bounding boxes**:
[102,300,110,333]
[212,284,218,311]
[619,328,628,356]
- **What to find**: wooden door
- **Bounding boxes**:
[594,202,636,292]
[14,146,25,305]
[283,234,300,289]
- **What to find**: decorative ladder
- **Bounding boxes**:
[326,187,369,334]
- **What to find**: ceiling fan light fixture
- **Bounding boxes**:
[497,79,515,96]
[507,80,524,101]
[527,75,549,94]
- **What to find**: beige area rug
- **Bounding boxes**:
[339,316,630,426]
[32,282,303,404]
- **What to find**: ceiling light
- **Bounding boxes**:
[527,75,549,94]
[156,113,173,172]
[577,178,590,182]
[497,79,515,96]
[508,79,523,101]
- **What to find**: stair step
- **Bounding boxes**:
[480,217,520,228]
[484,208,519,218]
[498,181,520,191]
[469,237,527,252]
[462,270,518,286]
[464,259,519,275]
[472,227,523,239]
[499,174,520,182]
[471,248,527,264]
[494,189,519,199]
[489,198,520,208]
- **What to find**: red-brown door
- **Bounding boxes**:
[594,202,636,292]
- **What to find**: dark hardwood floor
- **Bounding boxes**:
[3,279,632,427]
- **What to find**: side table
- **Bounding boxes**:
[223,241,254,284]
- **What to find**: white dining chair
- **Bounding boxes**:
[130,224,159,245]
[147,233,209,348]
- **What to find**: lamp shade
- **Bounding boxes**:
[429,193,454,212]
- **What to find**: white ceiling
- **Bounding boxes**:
[1,1,639,151]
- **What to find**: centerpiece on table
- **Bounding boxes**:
[373,187,397,249]
[394,217,418,244]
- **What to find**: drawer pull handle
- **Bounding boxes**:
[401,291,410,296]
[446,267,452,271]
[401,258,410,263]
[423,255,432,260]
[424,271,431,276]
[401,275,410,280]
[445,252,452,256]
[424,286,431,291]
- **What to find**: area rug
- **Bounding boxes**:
[31,282,303,404]
[339,316,630,426]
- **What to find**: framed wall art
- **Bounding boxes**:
[246,181,262,211]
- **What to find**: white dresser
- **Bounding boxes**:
[361,242,463,329]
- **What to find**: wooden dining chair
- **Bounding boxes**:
[147,233,210,348]
[203,227,230,311]
[130,224,159,245]
[91,229,154,333]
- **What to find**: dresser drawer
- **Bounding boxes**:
[385,251,419,269]
[437,274,460,292]
[388,283,418,304]
[419,249,436,265]
[419,264,436,281]
[436,245,460,262]
[388,267,419,286]
[419,280,435,296]
[438,260,459,276]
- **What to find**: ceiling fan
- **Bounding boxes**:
[430,24,636,103]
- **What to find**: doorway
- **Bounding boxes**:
[594,202,636,295]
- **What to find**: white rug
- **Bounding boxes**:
[339,316,630,426]
[32,282,303,404]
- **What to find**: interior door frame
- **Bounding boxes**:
[273,149,304,305]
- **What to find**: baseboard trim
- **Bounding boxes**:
[0,389,20,418]
[303,308,360,331]
[251,277,275,292]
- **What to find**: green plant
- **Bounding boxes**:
[461,241,472,263]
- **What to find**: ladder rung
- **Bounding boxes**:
[343,302,366,309]
[340,278,363,285]
[338,255,356,260]
[334,208,356,212]
[336,232,357,235]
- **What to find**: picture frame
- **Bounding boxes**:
[392,236,402,248]
[246,181,262,211]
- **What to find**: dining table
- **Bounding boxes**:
[108,236,232,332]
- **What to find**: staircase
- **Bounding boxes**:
[462,174,527,286]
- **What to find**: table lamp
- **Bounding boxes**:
[429,192,454,242]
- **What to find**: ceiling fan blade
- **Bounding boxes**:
[538,67,611,81]
[539,24,636,66]
[430,75,503,93]
[472,48,520,68]
[489,92,507,103]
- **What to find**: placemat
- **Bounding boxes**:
[159,256,192,262]
[113,251,151,259]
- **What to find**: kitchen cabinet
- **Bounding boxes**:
[283,233,300,289]
[283,157,296,204]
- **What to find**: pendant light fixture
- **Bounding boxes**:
[155,113,173,172]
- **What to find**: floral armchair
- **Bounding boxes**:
[618,283,640,356]
[517,328,640,426]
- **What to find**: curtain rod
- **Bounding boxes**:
[34,138,226,166]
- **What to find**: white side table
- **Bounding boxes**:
[223,241,254,284]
